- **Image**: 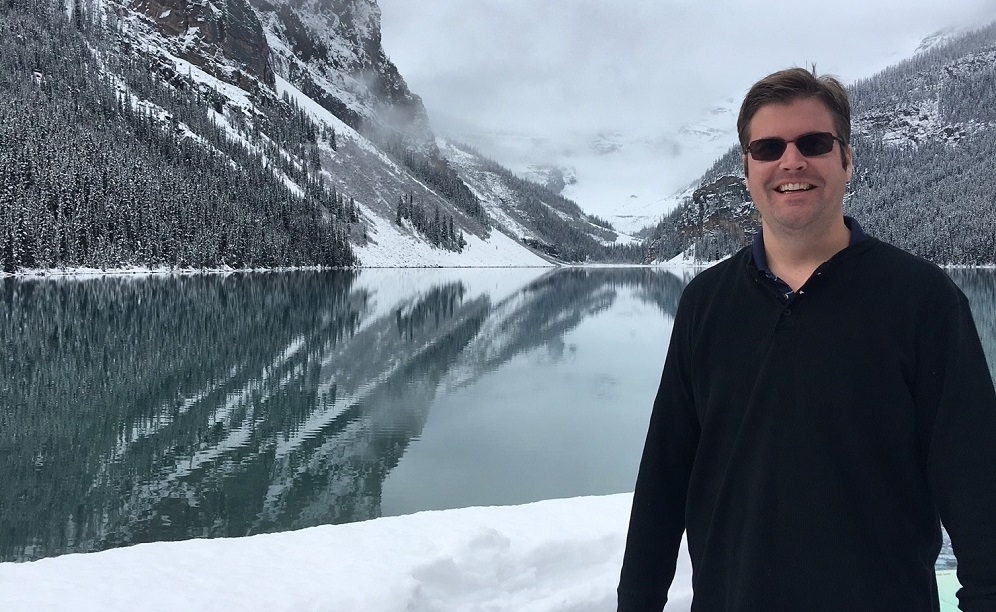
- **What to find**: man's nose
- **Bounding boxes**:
[779,142,808,170]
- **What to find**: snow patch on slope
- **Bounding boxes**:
[356,211,552,268]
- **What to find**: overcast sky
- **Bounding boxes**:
[378,0,996,221]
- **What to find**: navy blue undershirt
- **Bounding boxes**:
[750,216,867,300]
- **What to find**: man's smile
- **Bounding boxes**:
[774,182,816,193]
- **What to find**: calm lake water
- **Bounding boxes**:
[2,266,994,566]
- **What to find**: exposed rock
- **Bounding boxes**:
[128,0,274,90]
[646,175,757,263]
[275,4,328,63]
[689,175,754,232]
[692,175,749,211]
[524,164,578,195]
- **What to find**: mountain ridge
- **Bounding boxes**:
[1,0,623,274]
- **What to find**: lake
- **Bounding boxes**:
[2,266,994,567]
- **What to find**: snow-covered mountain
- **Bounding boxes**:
[437,118,739,238]
[1,0,631,273]
[437,139,634,260]
[6,3,995,271]
[111,0,566,266]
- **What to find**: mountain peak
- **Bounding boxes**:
[916,27,959,55]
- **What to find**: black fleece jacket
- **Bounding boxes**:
[618,237,996,611]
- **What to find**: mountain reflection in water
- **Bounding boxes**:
[1,267,993,566]
[0,268,683,561]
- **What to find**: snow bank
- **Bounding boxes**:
[0,494,694,612]
[0,493,960,611]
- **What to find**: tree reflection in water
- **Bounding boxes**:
[2,267,992,564]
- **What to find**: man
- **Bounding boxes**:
[617,67,996,611]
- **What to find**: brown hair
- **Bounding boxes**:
[737,67,851,170]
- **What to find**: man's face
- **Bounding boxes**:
[743,97,852,239]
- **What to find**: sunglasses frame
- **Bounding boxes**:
[745,132,847,162]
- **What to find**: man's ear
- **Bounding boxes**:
[742,153,749,178]
[844,145,853,181]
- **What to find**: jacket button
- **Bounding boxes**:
[784,309,792,316]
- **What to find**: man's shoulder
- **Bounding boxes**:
[683,246,751,294]
[858,238,964,305]
[862,239,955,284]
[670,247,753,324]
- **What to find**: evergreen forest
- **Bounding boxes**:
[0,2,355,273]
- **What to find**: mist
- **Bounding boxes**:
[377,0,996,223]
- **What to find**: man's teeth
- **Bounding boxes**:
[776,183,813,192]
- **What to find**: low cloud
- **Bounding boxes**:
[379,0,996,217]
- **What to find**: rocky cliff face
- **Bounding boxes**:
[690,175,751,225]
[644,174,757,263]
[125,0,274,90]
[686,175,757,244]
[251,0,432,143]
[118,0,427,143]
[125,0,427,140]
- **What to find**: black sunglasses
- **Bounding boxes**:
[745,132,846,162]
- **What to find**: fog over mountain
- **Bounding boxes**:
[379,0,996,229]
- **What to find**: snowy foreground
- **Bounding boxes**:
[0,493,961,611]
[0,494,689,611]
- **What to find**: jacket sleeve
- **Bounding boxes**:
[921,292,996,611]
[617,289,701,612]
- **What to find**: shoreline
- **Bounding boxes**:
[3,261,994,280]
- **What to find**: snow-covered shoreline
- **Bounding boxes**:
[3,258,993,279]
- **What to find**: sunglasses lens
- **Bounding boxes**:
[795,133,836,156]
[749,139,786,161]
[748,133,837,161]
